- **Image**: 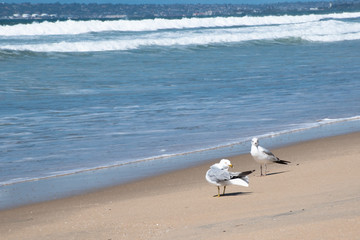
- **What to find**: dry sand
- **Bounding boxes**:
[1,132,360,240]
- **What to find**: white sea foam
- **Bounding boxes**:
[255,116,360,140]
[58,88,98,95]
[1,18,360,52]
[1,11,360,37]
[1,115,359,187]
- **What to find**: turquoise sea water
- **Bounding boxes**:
[1,11,360,209]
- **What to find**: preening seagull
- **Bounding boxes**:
[205,159,255,197]
[250,137,290,176]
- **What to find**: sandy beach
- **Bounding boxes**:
[1,132,360,240]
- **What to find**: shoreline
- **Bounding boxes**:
[1,131,360,239]
[1,116,359,188]
[1,117,359,210]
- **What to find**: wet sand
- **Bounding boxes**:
[1,132,360,240]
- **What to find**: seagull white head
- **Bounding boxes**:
[251,138,259,147]
[219,159,233,169]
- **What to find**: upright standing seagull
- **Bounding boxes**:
[250,138,290,176]
[205,159,254,197]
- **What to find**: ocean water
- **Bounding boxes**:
[1,11,360,208]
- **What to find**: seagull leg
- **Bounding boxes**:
[223,186,226,196]
[265,164,267,176]
[217,186,220,197]
[260,164,263,176]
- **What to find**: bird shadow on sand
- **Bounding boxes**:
[213,192,252,198]
[263,170,289,176]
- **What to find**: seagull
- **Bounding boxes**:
[205,159,255,197]
[250,137,290,176]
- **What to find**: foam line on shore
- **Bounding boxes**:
[1,115,359,188]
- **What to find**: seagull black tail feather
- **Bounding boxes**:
[230,170,255,179]
[275,159,291,165]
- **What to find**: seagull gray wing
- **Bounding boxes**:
[259,146,275,157]
[259,146,290,164]
[259,146,278,161]
[207,167,230,183]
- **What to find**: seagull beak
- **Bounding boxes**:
[229,164,233,168]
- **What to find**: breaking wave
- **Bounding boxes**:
[1,11,360,52]
[1,11,360,36]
